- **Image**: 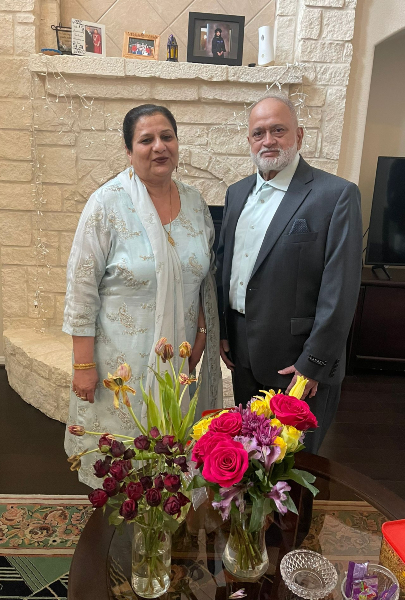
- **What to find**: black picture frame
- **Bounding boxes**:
[51,23,72,55]
[187,12,245,66]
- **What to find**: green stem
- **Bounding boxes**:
[127,405,147,435]
[179,385,188,407]
[168,358,177,384]
[84,430,133,439]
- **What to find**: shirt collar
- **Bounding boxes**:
[255,152,301,194]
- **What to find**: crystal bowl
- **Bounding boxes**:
[280,549,338,600]
[341,564,399,600]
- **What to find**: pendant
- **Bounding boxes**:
[167,233,175,246]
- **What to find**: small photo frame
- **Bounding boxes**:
[71,19,106,57]
[51,23,72,55]
[187,12,245,66]
[122,32,160,60]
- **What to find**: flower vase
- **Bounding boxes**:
[223,508,269,580]
[131,519,171,598]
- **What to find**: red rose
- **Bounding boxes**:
[177,492,190,507]
[110,440,126,457]
[119,499,138,520]
[270,394,318,431]
[163,474,181,493]
[89,488,109,508]
[209,411,242,436]
[192,431,232,468]
[163,495,181,518]
[126,481,143,501]
[134,435,150,451]
[102,477,120,497]
[110,459,130,481]
[202,439,249,487]
[145,488,162,507]
[140,476,153,491]
[93,456,112,478]
[154,475,164,491]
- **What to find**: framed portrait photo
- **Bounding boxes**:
[71,19,106,57]
[187,12,245,66]
[122,32,160,60]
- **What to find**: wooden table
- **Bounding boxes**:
[68,454,405,600]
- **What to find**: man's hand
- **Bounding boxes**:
[278,365,318,400]
[220,339,235,371]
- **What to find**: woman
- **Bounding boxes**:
[64,104,221,487]
[92,28,102,54]
[211,28,226,59]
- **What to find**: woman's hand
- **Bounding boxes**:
[72,368,99,404]
[189,332,206,373]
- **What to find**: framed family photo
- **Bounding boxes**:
[122,32,160,60]
[187,12,245,66]
[71,19,106,57]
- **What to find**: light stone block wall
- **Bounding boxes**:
[0,0,358,419]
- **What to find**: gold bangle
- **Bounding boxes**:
[197,327,207,335]
[73,362,96,370]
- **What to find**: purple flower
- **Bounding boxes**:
[111,440,126,457]
[234,436,261,459]
[240,409,280,447]
[149,427,160,439]
[93,456,112,478]
[134,435,150,451]
[263,445,281,472]
[267,481,291,515]
[212,484,247,521]
[173,456,188,472]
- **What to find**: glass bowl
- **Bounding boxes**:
[341,564,399,600]
[280,549,338,600]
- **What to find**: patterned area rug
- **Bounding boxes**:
[0,496,385,600]
[0,495,92,600]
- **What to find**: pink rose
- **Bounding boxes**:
[202,439,249,487]
[270,394,318,431]
[192,432,232,468]
[208,411,242,437]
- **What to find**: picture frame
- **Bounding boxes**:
[187,12,245,66]
[51,23,72,55]
[71,19,106,57]
[122,31,160,60]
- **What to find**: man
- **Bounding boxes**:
[211,28,226,59]
[216,93,363,454]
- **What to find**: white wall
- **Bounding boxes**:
[338,0,405,199]
[357,31,405,230]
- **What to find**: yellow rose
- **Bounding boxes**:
[191,417,213,440]
[250,399,271,418]
[280,425,301,452]
[274,436,287,462]
[288,375,308,400]
[271,418,282,428]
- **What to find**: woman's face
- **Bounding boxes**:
[127,113,179,181]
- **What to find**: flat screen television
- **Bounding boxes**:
[365,156,405,267]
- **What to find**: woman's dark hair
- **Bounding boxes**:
[123,104,178,151]
[215,28,222,34]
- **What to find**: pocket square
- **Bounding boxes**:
[289,219,309,234]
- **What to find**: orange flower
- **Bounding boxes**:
[103,363,136,409]
[179,341,192,358]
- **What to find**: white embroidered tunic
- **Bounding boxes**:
[63,169,221,487]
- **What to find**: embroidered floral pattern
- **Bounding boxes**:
[107,210,141,240]
[116,259,149,289]
[141,301,156,311]
[182,253,204,282]
[106,303,148,336]
[140,255,154,261]
[178,211,203,237]
[74,255,99,284]
[71,304,95,333]
[84,209,107,235]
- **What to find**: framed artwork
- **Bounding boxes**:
[71,19,106,57]
[187,12,245,66]
[51,23,72,54]
[122,32,160,60]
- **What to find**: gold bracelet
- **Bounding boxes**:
[197,327,207,335]
[73,362,96,370]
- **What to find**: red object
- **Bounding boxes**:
[201,408,228,417]
[382,520,405,562]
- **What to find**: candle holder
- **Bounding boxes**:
[167,34,178,61]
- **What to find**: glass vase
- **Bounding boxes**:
[131,519,171,598]
[223,508,269,580]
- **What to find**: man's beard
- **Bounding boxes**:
[250,142,297,174]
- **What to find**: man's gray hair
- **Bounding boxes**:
[249,92,299,128]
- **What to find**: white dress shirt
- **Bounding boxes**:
[229,152,300,313]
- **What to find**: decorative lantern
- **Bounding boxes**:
[167,34,178,62]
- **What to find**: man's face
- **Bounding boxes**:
[248,98,303,173]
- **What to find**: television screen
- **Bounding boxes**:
[365,156,405,266]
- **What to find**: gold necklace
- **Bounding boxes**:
[164,182,175,247]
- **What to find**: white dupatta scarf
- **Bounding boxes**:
[118,168,190,421]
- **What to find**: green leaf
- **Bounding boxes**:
[186,474,207,491]
[282,492,299,515]
[178,386,200,443]
[263,497,273,517]
[108,509,124,527]
[162,512,181,533]
[249,495,264,532]
[287,469,319,497]
[255,469,264,482]
[164,371,174,388]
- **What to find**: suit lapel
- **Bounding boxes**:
[250,158,314,279]
[223,174,256,286]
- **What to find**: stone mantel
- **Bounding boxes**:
[28,54,303,85]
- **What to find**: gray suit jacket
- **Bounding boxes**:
[216,157,363,388]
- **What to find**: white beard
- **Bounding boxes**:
[250,141,298,174]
